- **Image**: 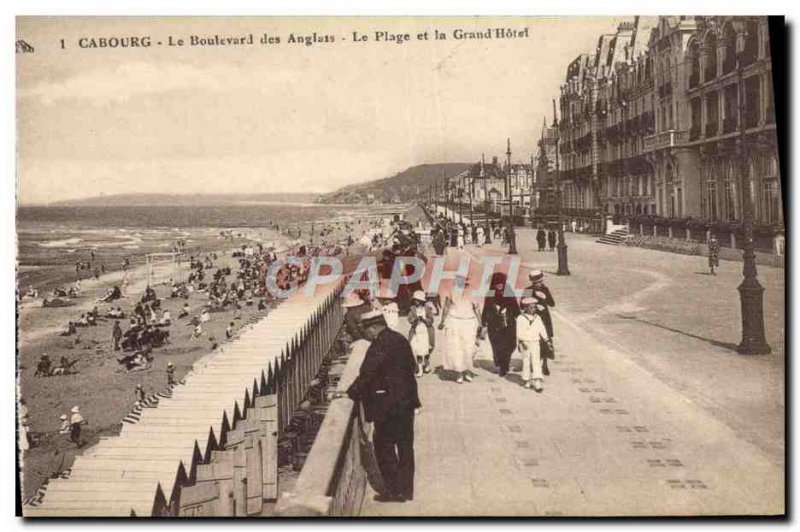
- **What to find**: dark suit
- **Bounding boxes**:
[481,295,520,374]
[347,328,422,500]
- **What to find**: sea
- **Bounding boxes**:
[16,203,381,292]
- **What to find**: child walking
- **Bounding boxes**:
[516,297,551,392]
[408,290,433,377]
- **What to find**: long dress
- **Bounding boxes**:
[443,296,478,372]
[481,295,520,374]
[409,306,431,357]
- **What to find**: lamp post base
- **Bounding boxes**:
[556,242,570,276]
[737,278,771,355]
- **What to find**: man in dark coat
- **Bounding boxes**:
[432,229,446,255]
[536,227,547,251]
[481,272,520,377]
[347,310,421,503]
[524,270,556,376]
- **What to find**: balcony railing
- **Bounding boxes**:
[642,129,688,152]
[705,121,718,138]
[723,115,738,134]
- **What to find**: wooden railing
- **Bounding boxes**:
[277,283,346,438]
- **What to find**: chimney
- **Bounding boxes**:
[492,156,498,166]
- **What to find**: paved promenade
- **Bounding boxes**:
[361,234,783,516]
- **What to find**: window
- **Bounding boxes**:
[690,98,702,139]
[763,180,780,224]
[689,42,701,88]
[744,75,761,128]
[722,25,737,74]
[707,181,718,220]
[723,84,738,133]
[705,91,719,137]
[742,20,760,66]
[666,164,675,218]
[704,33,718,82]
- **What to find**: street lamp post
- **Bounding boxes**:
[735,42,770,355]
[554,99,570,276]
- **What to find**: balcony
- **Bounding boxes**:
[723,115,738,134]
[705,121,718,138]
[642,129,688,152]
[689,125,701,141]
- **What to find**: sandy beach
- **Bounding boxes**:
[17,227,296,500]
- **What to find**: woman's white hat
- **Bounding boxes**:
[412,290,426,302]
[341,292,363,308]
[71,406,80,413]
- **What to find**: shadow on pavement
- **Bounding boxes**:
[619,315,740,353]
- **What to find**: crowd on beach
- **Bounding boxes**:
[17,217,391,457]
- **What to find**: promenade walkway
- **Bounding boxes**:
[360,243,783,516]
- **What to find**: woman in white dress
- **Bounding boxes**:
[438,274,482,383]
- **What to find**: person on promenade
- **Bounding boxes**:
[481,272,520,378]
[516,298,550,392]
[346,310,421,503]
[432,229,446,256]
[343,291,371,342]
[111,320,122,351]
[58,414,70,435]
[457,226,465,250]
[536,227,547,252]
[476,225,485,247]
[375,286,401,332]
[524,270,556,376]
[69,406,86,448]
[438,273,481,384]
[708,236,721,275]
[423,292,440,374]
[547,229,557,251]
[134,384,146,407]
[408,290,433,378]
[166,362,175,386]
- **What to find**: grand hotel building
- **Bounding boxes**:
[555,16,782,251]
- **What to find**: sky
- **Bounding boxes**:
[16,16,628,204]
